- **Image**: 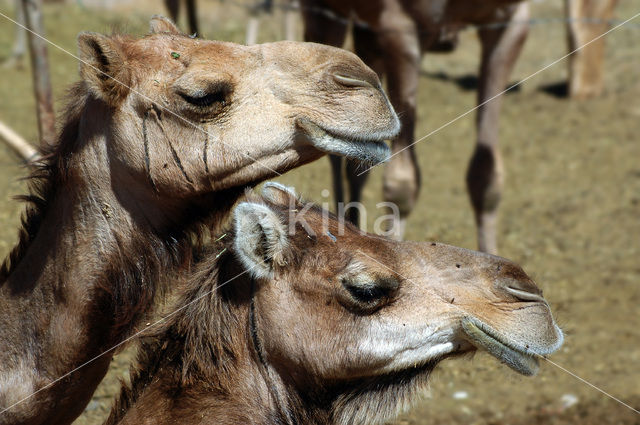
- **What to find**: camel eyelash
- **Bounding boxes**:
[341,277,398,305]
[344,283,391,303]
[179,90,228,108]
[177,82,233,108]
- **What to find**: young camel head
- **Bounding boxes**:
[229,183,564,424]
[76,16,398,208]
[107,183,564,425]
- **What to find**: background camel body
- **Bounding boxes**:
[105,183,562,425]
[157,1,621,252]
[0,17,399,425]
[301,0,530,254]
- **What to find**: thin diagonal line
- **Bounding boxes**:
[542,357,640,415]
[357,9,640,176]
[0,11,282,177]
[0,258,253,416]
[357,250,640,416]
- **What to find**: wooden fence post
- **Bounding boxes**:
[0,121,40,164]
[21,0,56,148]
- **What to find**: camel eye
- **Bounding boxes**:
[179,90,225,107]
[177,81,232,109]
[340,277,398,309]
[344,282,390,303]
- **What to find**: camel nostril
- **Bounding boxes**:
[333,73,375,89]
[502,280,545,303]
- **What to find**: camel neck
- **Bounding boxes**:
[0,118,195,424]
[0,97,246,424]
[108,252,334,425]
[1,126,186,352]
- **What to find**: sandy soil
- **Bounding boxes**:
[0,0,638,423]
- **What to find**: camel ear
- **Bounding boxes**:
[77,32,130,105]
[233,202,289,279]
[261,182,298,206]
[149,15,182,35]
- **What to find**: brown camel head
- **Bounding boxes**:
[76,16,398,200]
[230,183,563,424]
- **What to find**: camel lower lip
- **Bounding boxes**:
[461,317,539,376]
[297,118,391,165]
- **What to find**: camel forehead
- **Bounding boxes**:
[119,36,373,93]
[282,208,538,293]
[127,36,339,69]
[277,205,400,267]
[124,35,257,75]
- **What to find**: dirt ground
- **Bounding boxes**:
[0,0,638,424]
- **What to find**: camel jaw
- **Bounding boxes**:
[461,317,540,376]
[296,118,392,165]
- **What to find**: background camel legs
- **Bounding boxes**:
[328,154,345,214]
[328,155,371,227]
[300,1,353,220]
[320,22,391,228]
[565,0,618,99]
[165,0,296,43]
[185,0,198,35]
[165,0,181,31]
[247,0,297,45]
[164,0,198,35]
[328,25,387,227]
[378,16,421,239]
[467,3,529,255]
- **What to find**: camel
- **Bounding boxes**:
[105,182,563,425]
[0,17,399,425]
[300,0,529,254]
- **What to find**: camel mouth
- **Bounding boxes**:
[461,317,540,376]
[296,118,392,165]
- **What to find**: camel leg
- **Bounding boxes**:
[376,13,421,240]
[467,3,529,254]
[164,0,180,27]
[185,0,199,36]
[300,0,349,217]
[343,159,367,226]
[341,25,387,227]
[329,155,345,214]
[565,0,618,99]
